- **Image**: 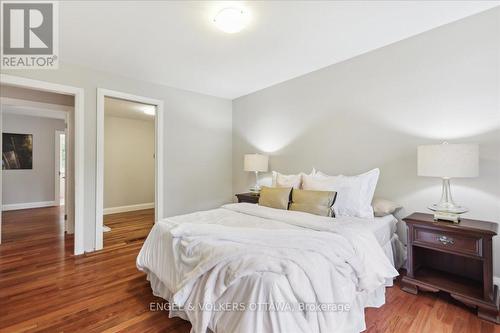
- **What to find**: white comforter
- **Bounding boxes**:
[137,203,398,333]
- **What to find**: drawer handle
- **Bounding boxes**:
[437,235,455,245]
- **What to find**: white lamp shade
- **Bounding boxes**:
[418,143,479,178]
[244,154,268,172]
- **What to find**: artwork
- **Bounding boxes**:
[2,133,33,170]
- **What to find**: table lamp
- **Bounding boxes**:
[244,154,269,193]
[417,142,479,223]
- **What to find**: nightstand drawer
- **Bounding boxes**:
[413,227,482,257]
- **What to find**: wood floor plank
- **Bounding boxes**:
[0,206,498,332]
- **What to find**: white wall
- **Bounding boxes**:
[104,115,154,209]
[2,63,233,252]
[2,113,66,206]
[233,8,500,276]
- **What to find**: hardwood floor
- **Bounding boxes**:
[103,209,156,248]
[0,206,498,332]
[0,207,190,333]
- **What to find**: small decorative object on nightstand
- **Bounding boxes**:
[244,154,268,193]
[235,192,260,204]
[417,142,479,223]
[402,212,499,323]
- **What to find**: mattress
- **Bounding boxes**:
[360,214,398,246]
[365,215,406,269]
[332,214,404,270]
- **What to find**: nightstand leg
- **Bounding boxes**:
[478,307,500,324]
[401,281,418,295]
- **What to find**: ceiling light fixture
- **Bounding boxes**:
[143,105,155,116]
[213,7,249,33]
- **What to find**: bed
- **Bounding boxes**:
[137,203,406,333]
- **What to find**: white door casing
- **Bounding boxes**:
[0,74,85,255]
[95,88,164,251]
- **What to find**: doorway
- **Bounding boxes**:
[0,74,84,255]
[95,89,164,251]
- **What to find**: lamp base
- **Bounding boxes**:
[249,171,261,193]
[428,203,468,214]
[431,211,462,223]
[249,186,261,193]
[428,178,468,223]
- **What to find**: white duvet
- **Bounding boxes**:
[137,203,398,333]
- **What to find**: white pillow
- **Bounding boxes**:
[372,197,401,217]
[272,171,302,189]
[302,168,380,218]
[271,169,316,189]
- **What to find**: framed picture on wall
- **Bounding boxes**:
[2,133,33,170]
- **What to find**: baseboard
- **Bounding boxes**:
[494,276,500,287]
[2,201,57,211]
[103,202,154,215]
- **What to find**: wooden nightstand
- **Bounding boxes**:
[235,192,260,204]
[402,213,499,323]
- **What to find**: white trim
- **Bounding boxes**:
[494,276,500,287]
[55,131,60,207]
[3,201,56,211]
[0,74,85,255]
[55,130,66,207]
[103,202,155,215]
[95,88,164,251]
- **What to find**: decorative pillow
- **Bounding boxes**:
[289,189,337,217]
[271,169,316,189]
[258,186,292,210]
[302,168,380,218]
[272,171,302,189]
[372,197,401,217]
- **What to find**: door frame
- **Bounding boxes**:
[95,88,164,251]
[54,129,66,207]
[0,74,85,255]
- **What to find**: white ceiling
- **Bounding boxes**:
[104,97,155,121]
[60,1,500,99]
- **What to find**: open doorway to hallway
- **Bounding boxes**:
[0,74,84,255]
[102,97,156,248]
[95,89,164,251]
[0,84,74,252]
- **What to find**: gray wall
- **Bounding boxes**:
[233,8,500,276]
[2,63,233,252]
[2,114,65,205]
[104,115,155,209]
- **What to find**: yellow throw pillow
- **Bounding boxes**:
[258,186,292,210]
[289,189,337,217]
